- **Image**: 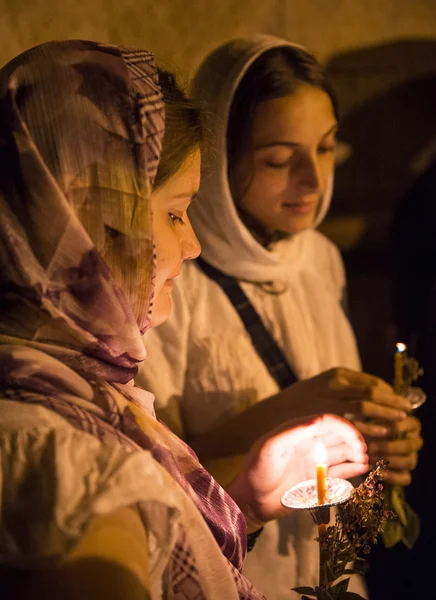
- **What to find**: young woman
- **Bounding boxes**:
[138,35,422,599]
[0,41,369,600]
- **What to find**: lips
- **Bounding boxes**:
[282,202,317,216]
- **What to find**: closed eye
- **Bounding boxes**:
[318,145,336,155]
[104,224,125,238]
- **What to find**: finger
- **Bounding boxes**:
[328,462,369,480]
[369,453,418,471]
[316,415,367,452]
[316,431,362,448]
[326,443,368,466]
[346,400,408,422]
[387,416,421,437]
[384,470,412,486]
[329,367,392,391]
[368,436,423,456]
[331,382,412,412]
[353,420,390,438]
[371,389,412,411]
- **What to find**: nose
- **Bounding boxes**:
[181,221,201,261]
[295,153,322,193]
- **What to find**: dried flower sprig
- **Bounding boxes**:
[293,462,394,600]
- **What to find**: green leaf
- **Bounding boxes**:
[330,578,350,594]
[337,592,367,600]
[402,501,420,549]
[390,485,408,526]
[314,587,334,600]
[292,586,317,596]
[353,558,368,573]
[382,517,404,548]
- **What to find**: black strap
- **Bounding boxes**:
[246,527,264,552]
[196,258,298,389]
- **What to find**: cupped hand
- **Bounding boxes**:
[287,368,412,437]
[367,415,423,486]
[226,414,369,526]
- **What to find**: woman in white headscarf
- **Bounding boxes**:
[137,35,422,599]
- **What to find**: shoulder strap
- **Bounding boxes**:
[196,258,298,389]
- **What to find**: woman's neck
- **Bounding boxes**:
[237,207,290,249]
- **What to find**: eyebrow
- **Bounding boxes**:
[255,123,338,150]
[171,191,198,200]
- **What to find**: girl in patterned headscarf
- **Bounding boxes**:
[0,41,368,599]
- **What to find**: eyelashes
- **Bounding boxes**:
[104,224,125,238]
[264,145,336,169]
[168,213,185,225]
[318,145,336,154]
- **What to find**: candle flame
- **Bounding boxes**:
[314,441,327,464]
[396,342,407,353]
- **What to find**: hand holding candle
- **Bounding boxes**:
[226,415,368,526]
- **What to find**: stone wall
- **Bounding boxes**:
[1,0,435,76]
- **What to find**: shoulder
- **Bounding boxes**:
[0,398,181,569]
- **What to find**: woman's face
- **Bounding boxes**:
[233,83,337,235]
[150,149,201,327]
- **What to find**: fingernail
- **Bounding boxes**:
[394,411,407,420]
[372,425,389,436]
[401,400,413,410]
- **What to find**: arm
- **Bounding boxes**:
[190,367,412,462]
[16,507,150,600]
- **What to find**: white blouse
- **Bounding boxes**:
[138,229,366,600]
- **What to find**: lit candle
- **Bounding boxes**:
[314,442,328,537]
[394,342,407,394]
[314,442,327,505]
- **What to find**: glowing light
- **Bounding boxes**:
[396,342,407,353]
[314,442,327,465]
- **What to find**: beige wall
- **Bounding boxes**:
[1,0,435,77]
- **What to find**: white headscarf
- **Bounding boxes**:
[189,34,333,282]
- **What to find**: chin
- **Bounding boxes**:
[150,293,173,328]
[278,215,316,235]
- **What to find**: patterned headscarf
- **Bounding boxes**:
[0,41,164,383]
[0,42,265,599]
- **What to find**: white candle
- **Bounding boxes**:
[394,342,407,394]
[314,442,328,536]
[314,442,327,505]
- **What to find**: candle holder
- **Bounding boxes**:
[281,477,354,522]
[403,385,426,410]
[281,463,392,600]
[282,478,354,590]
